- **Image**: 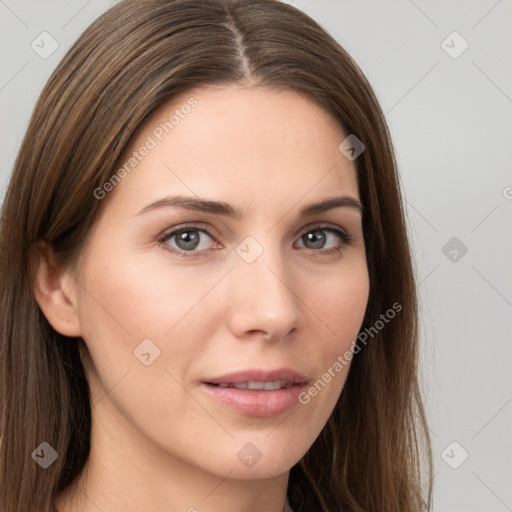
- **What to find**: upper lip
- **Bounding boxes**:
[203,368,308,385]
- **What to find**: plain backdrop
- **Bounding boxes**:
[1,1,511,510]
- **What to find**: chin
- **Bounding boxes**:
[209,435,310,480]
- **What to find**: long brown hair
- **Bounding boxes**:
[0,0,432,510]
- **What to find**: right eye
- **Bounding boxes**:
[159,226,219,255]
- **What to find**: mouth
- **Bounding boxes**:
[200,368,308,418]
[203,368,308,386]
[206,380,295,390]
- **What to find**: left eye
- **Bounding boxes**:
[295,228,346,250]
[164,229,216,252]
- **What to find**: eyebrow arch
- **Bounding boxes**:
[299,196,363,216]
[136,195,243,218]
[136,194,362,218]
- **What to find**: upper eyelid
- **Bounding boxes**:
[159,222,216,239]
[293,221,348,235]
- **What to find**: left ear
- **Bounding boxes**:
[31,241,84,337]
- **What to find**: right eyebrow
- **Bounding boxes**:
[136,195,243,219]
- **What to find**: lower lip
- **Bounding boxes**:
[200,383,307,418]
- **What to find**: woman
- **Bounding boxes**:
[0,0,432,511]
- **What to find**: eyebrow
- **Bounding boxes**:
[136,194,362,218]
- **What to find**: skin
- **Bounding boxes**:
[34,85,369,512]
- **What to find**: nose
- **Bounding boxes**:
[225,249,302,342]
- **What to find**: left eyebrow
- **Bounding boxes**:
[299,196,363,216]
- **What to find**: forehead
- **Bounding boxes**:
[109,85,359,214]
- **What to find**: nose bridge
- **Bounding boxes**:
[227,242,301,339]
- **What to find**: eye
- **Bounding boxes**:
[160,226,218,254]
[295,226,350,251]
[158,223,351,257]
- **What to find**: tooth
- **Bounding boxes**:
[218,381,291,390]
[263,381,282,390]
[247,381,265,390]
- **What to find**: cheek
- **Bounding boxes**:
[290,263,369,413]
[74,248,227,447]
[308,264,370,347]
[78,244,231,343]
[74,244,235,412]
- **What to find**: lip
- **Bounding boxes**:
[203,368,308,385]
[201,368,308,418]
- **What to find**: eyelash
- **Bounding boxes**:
[157,222,352,258]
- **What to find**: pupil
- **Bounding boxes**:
[176,230,200,250]
[304,230,326,249]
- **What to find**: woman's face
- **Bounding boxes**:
[71,85,369,479]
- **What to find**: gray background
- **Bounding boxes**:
[1,1,511,510]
